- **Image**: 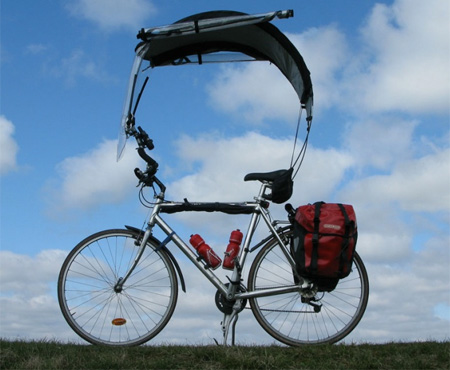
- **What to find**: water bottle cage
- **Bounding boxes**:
[196,255,213,269]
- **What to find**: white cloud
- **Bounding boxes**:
[45,49,115,86]
[353,0,450,114]
[164,126,449,269]
[164,131,353,238]
[0,115,19,175]
[206,25,348,124]
[25,43,49,55]
[343,147,450,213]
[169,132,294,202]
[0,246,77,340]
[0,249,75,341]
[287,26,349,111]
[3,0,449,346]
[169,132,353,204]
[358,240,450,342]
[344,117,418,170]
[1,236,448,343]
[0,250,66,297]
[207,63,298,124]
[207,0,449,119]
[357,232,412,263]
[0,294,75,342]
[67,0,157,31]
[298,146,355,201]
[47,139,140,212]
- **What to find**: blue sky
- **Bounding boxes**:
[1,0,449,345]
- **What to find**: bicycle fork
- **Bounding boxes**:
[113,227,152,293]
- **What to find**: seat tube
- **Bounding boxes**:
[226,209,260,300]
[237,209,260,270]
[237,182,268,269]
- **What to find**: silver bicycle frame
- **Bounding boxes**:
[117,182,305,299]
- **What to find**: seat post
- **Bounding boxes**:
[256,181,271,202]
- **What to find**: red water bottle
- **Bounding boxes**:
[223,229,243,270]
[189,234,222,269]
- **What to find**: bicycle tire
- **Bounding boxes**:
[248,229,369,345]
[58,229,178,346]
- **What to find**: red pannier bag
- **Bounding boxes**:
[292,202,357,290]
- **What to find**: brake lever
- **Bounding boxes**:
[134,167,154,187]
[134,168,144,185]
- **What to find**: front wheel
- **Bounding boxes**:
[248,229,369,345]
[58,229,178,346]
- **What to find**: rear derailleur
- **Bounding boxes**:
[300,284,322,313]
[301,295,322,313]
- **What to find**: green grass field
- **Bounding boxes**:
[0,339,448,369]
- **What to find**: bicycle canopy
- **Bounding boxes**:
[118,10,314,160]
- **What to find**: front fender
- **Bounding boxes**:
[125,225,186,293]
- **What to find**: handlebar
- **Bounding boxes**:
[135,147,158,186]
[129,125,166,193]
[137,147,158,171]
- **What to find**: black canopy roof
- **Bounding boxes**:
[135,10,313,121]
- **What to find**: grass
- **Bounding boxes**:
[0,339,449,369]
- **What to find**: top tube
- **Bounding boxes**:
[159,201,257,215]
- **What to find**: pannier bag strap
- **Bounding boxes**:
[311,201,324,273]
[337,203,351,274]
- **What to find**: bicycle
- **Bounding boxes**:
[58,9,368,347]
[57,123,369,347]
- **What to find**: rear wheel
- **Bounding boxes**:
[58,229,178,346]
[248,229,369,345]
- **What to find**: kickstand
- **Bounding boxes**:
[222,307,240,346]
[231,313,239,346]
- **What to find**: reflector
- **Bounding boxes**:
[112,318,127,326]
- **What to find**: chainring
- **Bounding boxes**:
[215,283,247,314]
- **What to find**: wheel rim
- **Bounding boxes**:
[58,231,177,346]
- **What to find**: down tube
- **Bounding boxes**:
[153,214,228,296]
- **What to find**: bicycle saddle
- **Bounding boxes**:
[244,169,291,182]
[244,168,294,204]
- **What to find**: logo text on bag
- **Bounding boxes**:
[324,224,341,230]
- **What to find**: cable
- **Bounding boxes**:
[290,107,302,169]
[290,108,311,180]
[138,185,157,208]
